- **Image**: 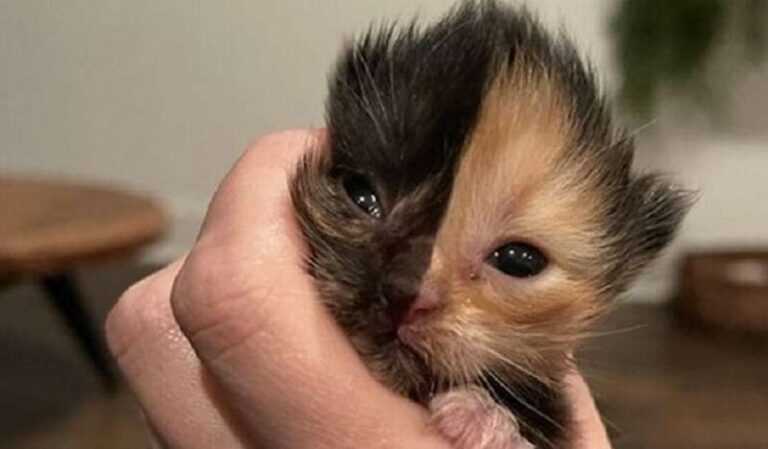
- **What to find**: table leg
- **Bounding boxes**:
[39,272,118,392]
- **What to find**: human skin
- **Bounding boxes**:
[105,129,612,449]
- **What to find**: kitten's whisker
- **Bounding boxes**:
[492,323,623,348]
[465,352,484,387]
[484,369,560,447]
[475,371,555,448]
[590,117,658,158]
[479,345,551,387]
[627,118,657,139]
[576,323,647,339]
[477,371,504,405]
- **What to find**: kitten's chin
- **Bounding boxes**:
[346,309,476,402]
[388,340,435,401]
[392,325,482,401]
[354,331,436,402]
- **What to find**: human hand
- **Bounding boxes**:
[105,129,611,449]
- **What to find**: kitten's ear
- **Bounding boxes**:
[605,174,695,291]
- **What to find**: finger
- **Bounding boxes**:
[170,130,448,449]
[564,370,612,449]
[105,258,247,449]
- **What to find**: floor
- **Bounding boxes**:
[584,306,768,449]
[0,262,766,449]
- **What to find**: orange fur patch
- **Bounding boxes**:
[415,67,608,379]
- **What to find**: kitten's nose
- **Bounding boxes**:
[381,278,414,327]
[382,279,440,329]
[385,293,416,328]
[381,236,442,328]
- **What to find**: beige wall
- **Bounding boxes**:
[2,1,766,300]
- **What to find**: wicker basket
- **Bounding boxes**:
[676,250,768,335]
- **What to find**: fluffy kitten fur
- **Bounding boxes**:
[290,2,691,448]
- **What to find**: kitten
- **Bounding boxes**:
[290,1,691,448]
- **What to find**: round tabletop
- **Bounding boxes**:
[0,177,166,277]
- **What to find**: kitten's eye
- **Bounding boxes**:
[342,174,383,218]
[488,242,547,277]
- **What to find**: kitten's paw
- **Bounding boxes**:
[429,387,535,449]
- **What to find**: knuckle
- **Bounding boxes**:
[169,246,280,362]
[169,249,218,332]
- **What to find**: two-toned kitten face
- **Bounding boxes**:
[291,1,690,446]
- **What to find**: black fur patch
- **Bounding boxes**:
[292,0,504,397]
[326,1,498,199]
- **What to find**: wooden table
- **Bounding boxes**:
[0,177,166,390]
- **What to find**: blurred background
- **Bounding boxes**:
[1,1,766,448]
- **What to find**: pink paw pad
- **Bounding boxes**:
[429,387,536,449]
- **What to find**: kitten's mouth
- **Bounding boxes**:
[395,323,422,350]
